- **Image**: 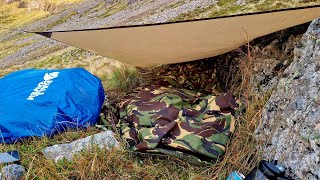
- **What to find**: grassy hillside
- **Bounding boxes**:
[0,0,82,34]
[172,0,320,21]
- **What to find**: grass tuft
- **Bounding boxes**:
[104,64,144,93]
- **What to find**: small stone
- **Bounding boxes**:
[236,0,246,5]
[1,164,25,180]
[42,131,119,162]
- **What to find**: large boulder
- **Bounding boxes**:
[257,18,320,180]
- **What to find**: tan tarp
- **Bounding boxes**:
[37,6,320,67]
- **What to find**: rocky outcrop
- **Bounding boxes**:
[249,22,310,95]
[257,18,320,180]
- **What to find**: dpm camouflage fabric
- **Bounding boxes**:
[102,84,239,164]
[153,60,222,93]
[101,61,241,164]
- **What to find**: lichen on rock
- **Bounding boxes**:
[257,18,320,180]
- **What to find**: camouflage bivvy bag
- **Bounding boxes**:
[101,61,241,164]
[102,85,239,165]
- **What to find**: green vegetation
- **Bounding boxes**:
[99,2,127,19]
[218,0,236,7]
[0,0,84,73]
[0,34,35,59]
[0,2,48,34]
[208,4,242,17]
[165,0,187,10]
[0,0,83,34]
[171,0,320,22]
[80,2,105,17]
[171,5,214,22]
[45,11,78,30]
[104,64,143,92]
[0,48,113,79]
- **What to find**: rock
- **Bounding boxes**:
[1,164,25,180]
[104,0,122,5]
[251,57,280,94]
[3,0,19,4]
[250,31,305,95]
[257,18,320,180]
[235,0,246,5]
[42,131,119,162]
[127,0,139,5]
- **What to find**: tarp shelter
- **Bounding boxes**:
[36,5,320,66]
[0,68,104,143]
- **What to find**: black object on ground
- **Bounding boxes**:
[244,160,293,180]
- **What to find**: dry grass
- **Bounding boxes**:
[104,63,144,93]
[207,42,270,179]
[209,96,269,179]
